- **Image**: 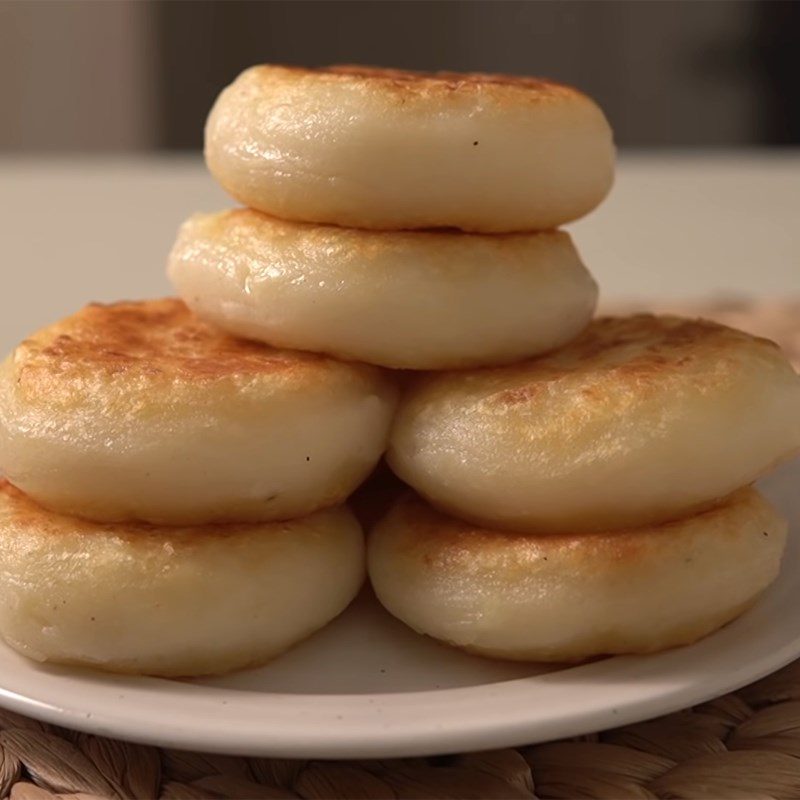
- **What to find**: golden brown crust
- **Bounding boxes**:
[16,298,337,380]
[8,299,383,412]
[368,487,786,661]
[388,313,799,534]
[0,299,396,525]
[512,313,779,382]
[0,481,365,676]
[211,207,570,246]
[327,64,573,92]
[386,488,767,571]
[0,480,298,545]
[248,64,584,103]
[206,64,613,232]
[411,314,784,406]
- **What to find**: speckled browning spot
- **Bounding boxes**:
[0,480,297,545]
[13,298,348,385]
[483,315,782,407]
[326,65,571,92]
[206,207,569,247]
[251,64,582,103]
[384,488,767,573]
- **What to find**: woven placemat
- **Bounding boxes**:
[0,299,797,800]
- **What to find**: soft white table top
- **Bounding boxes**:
[1,151,797,355]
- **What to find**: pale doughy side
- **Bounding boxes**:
[0,482,365,677]
[389,315,800,533]
[169,210,598,369]
[0,299,397,523]
[368,490,786,661]
[205,65,614,232]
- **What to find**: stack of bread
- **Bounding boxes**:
[0,66,798,677]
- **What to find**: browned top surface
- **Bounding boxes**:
[248,63,585,103]
[0,479,317,544]
[379,488,768,572]
[22,298,323,377]
[193,206,569,246]
[509,313,780,382]
[326,65,570,92]
[607,298,800,369]
[11,298,351,384]
[408,315,788,410]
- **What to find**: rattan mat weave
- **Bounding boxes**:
[1,299,798,800]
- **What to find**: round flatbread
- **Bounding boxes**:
[205,65,614,232]
[389,315,800,532]
[0,299,396,523]
[169,209,598,369]
[368,489,786,661]
[0,482,364,676]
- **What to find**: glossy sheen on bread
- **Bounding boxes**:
[205,65,614,232]
[368,489,786,661]
[169,209,598,369]
[389,315,800,533]
[0,299,397,523]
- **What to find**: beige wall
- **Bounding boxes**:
[0,0,156,151]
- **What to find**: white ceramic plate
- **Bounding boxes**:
[0,460,798,759]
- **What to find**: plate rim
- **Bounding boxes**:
[0,463,797,758]
[0,628,800,759]
[1,592,799,758]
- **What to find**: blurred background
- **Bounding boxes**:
[1,0,798,152]
[1,0,797,355]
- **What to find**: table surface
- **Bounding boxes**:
[0,153,798,796]
[1,151,798,356]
